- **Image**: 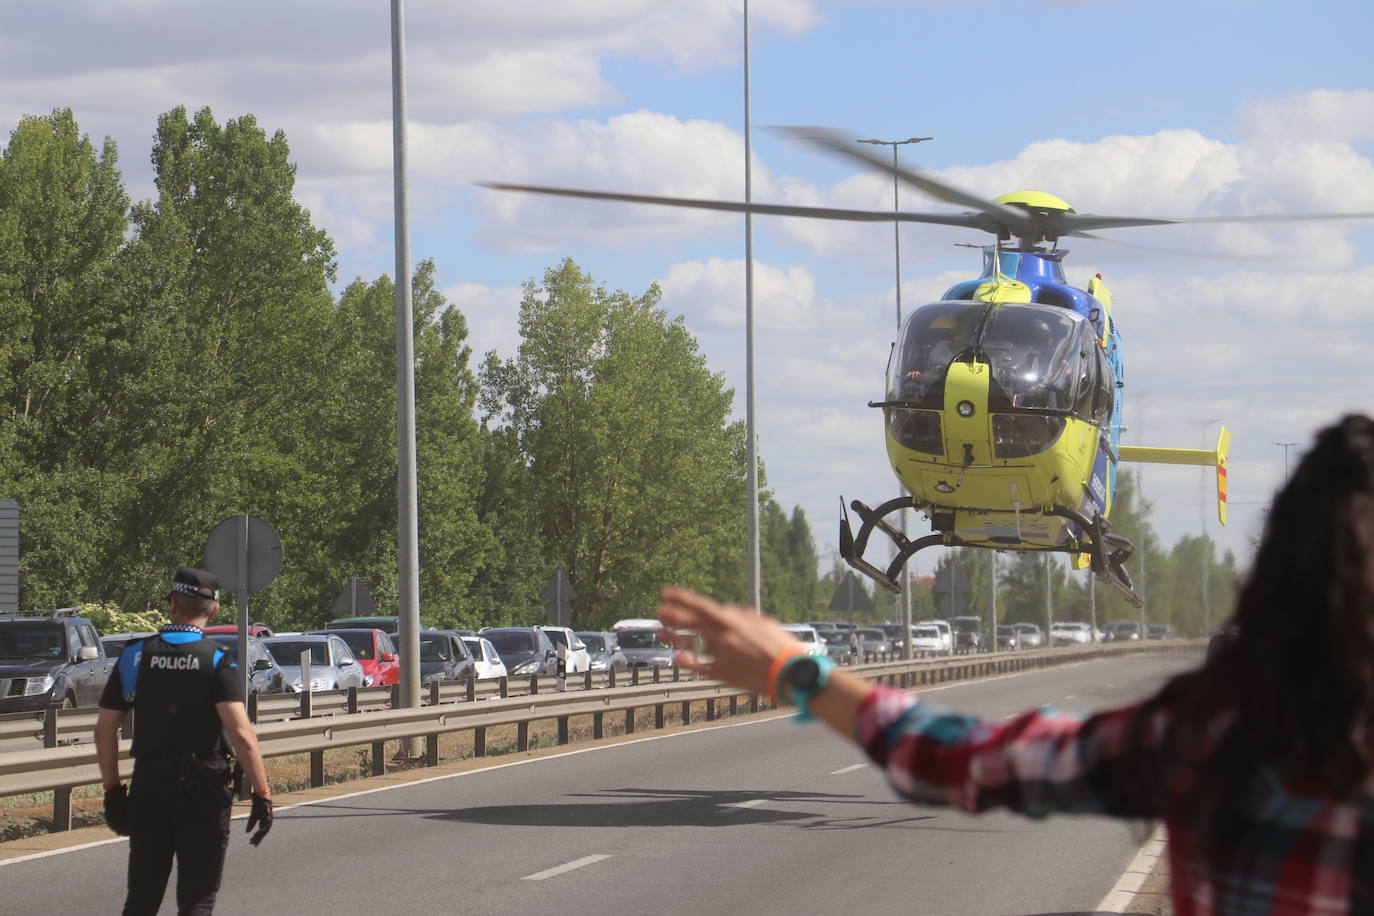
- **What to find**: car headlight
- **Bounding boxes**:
[590,660,608,670]
[24,676,55,696]
[362,675,375,687]
[509,660,537,675]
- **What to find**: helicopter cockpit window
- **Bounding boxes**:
[888,302,983,406]
[981,306,1081,411]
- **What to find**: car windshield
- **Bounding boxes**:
[952,619,979,632]
[997,626,1016,636]
[266,641,329,666]
[617,629,665,650]
[859,629,884,640]
[544,630,569,648]
[913,627,939,638]
[785,628,816,643]
[418,636,450,662]
[0,624,67,659]
[579,635,605,652]
[484,631,535,654]
[822,631,850,647]
[328,631,375,659]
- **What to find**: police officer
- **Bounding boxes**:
[94,567,274,915]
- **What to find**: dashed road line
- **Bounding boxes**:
[830,763,867,775]
[522,854,611,881]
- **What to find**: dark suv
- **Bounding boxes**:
[950,616,985,652]
[0,609,112,710]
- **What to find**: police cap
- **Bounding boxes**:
[167,567,220,602]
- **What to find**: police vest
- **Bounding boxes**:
[118,632,234,758]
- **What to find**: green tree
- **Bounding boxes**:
[480,259,747,628]
[0,109,130,608]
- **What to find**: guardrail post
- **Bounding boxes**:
[310,750,324,788]
[529,675,539,695]
[425,733,439,766]
[474,727,487,757]
[624,707,635,735]
[583,670,592,691]
[517,722,529,751]
[608,667,617,688]
[631,667,641,686]
[749,693,758,713]
[247,693,258,724]
[729,695,738,717]
[300,687,313,720]
[429,681,440,706]
[391,684,400,708]
[653,666,661,684]
[466,678,475,702]
[593,712,604,739]
[672,665,680,682]
[347,687,358,715]
[498,676,508,699]
[706,698,716,722]
[557,716,569,745]
[371,741,386,776]
[655,702,665,729]
[680,700,691,726]
[44,707,72,832]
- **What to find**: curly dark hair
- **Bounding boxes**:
[1132,414,1374,866]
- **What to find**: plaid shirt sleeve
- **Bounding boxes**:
[853,684,1169,819]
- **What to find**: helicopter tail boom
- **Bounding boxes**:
[1118,425,1229,525]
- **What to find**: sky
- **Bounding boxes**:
[3,0,1372,592]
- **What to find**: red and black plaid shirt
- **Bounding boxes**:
[854,685,1374,914]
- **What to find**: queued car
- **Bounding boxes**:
[325,615,401,634]
[995,625,1022,650]
[1102,620,1143,643]
[203,623,276,639]
[856,628,893,655]
[262,634,366,693]
[880,623,911,654]
[100,632,156,660]
[1146,624,1174,640]
[611,618,659,631]
[614,627,676,669]
[0,610,112,709]
[909,625,947,655]
[480,627,559,676]
[461,636,509,679]
[782,623,829,657]
[1012,622,1045,649]
[917,620,954,655]
[951,616,985,652]
[204,633,287,694]
[304,628,399,687]
[818,628,853,658]
[414,631,475,684]
[539,626,591,673]
[576,631,628,672]
[1049,622,1094,646]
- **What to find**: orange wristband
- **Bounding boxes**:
[766,644,808,703]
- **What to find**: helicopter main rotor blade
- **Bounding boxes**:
[1155,211,1374,224]
[478,181,991,230]
[1055,210,1374,235]
[772,126,1041,237]
[1070,231,1263,261]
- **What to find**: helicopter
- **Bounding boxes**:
[482,127,1374,608]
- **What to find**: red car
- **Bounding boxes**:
[304,628,399,686]
[204,623,276,638]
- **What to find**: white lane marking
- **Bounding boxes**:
[522,854,610,881]
[1093,825,1167,914]
[721,798,766,810]
[830,763,867,775]
[1063,694,1076,700]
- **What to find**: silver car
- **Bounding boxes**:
[262,635,365,692]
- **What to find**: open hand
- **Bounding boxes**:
[657,587,803,696]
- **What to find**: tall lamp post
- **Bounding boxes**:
[1274,441,1298,481]
[856,136,932,657]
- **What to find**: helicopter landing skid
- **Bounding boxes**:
[838,496,951,594]
[839,497,1145,607]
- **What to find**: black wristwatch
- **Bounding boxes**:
[780,655,834,722]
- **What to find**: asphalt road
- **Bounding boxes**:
[2,652,1197,915]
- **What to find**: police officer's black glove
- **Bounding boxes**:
[104,784,130,836]
[246,791,273,846]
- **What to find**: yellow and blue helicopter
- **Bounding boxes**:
[484,128,1372,607]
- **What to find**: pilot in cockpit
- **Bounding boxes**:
[903,314,962,384]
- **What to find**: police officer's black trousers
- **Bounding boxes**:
[122,758,232,916]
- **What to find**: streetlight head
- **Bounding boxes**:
[903,137,935,144]
[856,138,884,145]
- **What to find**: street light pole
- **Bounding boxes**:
[856,135,932,658]
[743,0,761,614]
[1274,441,1298,480]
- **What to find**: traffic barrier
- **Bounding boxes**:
[0,641,1199,831]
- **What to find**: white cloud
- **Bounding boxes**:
[659,257,817,330]
[1235,89,1374,145]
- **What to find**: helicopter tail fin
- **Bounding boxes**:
[1118,425,1229,525]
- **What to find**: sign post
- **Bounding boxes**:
[828,572,873,659]
[542,569,577,628]
[204,515,283,701]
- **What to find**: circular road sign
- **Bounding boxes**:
[203,514,283,595]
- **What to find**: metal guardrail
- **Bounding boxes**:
[0,641,1200,832]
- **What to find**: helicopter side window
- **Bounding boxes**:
[1072,328,1097,421]
[888,302,983,407]
[1093,345,1114,424]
